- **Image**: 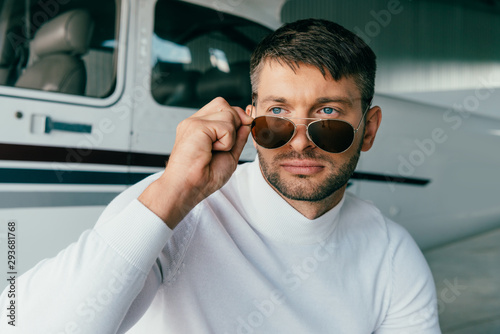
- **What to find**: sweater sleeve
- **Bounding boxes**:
[375,220,442,334]
[0,173,172,334]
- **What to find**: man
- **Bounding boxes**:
[1,19,440,333]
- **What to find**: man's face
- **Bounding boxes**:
[248,60,368,203]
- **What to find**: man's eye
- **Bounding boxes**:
[271,107,283,114]
[321,107,336,115]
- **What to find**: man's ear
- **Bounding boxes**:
[361,106,382,152]
[245,104,257,148]
[245,104,253,117]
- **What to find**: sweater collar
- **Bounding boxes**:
[243,157,344,244]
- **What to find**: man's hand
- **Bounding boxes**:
[138,97,253,229]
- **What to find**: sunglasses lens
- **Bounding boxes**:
[308,120,354,153]
[251,116,295,149]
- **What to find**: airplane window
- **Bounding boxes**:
[0,0,119,98]
[151,0,271,109]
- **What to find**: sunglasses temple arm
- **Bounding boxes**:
[354,99,373,131]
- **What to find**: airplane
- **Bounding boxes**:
[0,0,499,290]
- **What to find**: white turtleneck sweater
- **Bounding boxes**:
[0,159,440,333]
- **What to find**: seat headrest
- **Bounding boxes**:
[31,9,94,58]
[197,61,251,106]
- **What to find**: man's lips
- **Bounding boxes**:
[280,160,325,175]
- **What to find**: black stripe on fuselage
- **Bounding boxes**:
[352,171,430,186]
[0,143,168,167]
[0,168,152,185]
[0,143,430,186]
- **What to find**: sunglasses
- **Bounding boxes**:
[250,102,371,154]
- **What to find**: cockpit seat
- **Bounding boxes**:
[15,9,94,95]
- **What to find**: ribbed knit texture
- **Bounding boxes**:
[95,199,172,274]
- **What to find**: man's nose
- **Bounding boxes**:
[288,123,315,152]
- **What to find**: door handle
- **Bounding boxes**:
[31,114,92,134]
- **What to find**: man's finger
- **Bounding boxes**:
[232,106,254,126]
[229,123,251,162]
[211,123,237,151]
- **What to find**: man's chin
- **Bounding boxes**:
[266,173,343,202]
[256,147,359,203]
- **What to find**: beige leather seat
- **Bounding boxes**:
[15,9,94,95]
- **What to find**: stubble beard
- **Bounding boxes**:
[257,144,362,202]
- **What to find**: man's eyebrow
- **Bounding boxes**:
[258,96,355,106]
[259,96,288,104]
[315,97,353,107]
